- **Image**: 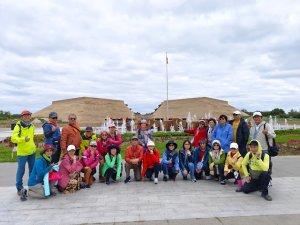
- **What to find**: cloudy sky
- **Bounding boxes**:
[1,0,299,115]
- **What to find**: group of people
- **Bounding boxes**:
[11,110,276,202]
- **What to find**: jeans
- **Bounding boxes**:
[181,162,195,179]
[162,163,177,175]
[16,153,36,190]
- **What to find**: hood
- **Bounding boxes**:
[249,139,263,154]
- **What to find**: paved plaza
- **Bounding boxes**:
[0,156,300,225]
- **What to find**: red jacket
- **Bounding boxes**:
[142,148,160,177]
[107,131,122,148]
[96,139,113,158]
[185,127,207,147]
[125,145,143,164]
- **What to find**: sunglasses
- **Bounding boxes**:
[90,145,97,148]
[51,117,58,119]
[70,118,76,120]
[213,144,219,146]
[102,134,107,136]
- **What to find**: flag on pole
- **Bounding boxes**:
[166,52,168,64]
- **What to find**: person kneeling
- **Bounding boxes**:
[142,140,160,184]
[58,145,83,194]
[27,145,57,200]
[102,145,122,185]
[161,141,179,181]
[81,141,100,188]
[241,140,272,201]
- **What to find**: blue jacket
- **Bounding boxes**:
[193,146,209,168]
[42,122,61,147]
[212,123,233,153]
[161,150,179,171]
[28,156,52,186]
[178,148,195,171]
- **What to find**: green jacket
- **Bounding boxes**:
[11,121,36,156]
[208,149,226,165]
[80,133,97,153]
[102,153,122,180]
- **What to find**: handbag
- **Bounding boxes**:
[264,124,279,157]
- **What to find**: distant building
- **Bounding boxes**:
[151,97,248,120]
[32,97,134,126]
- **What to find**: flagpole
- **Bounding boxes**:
[166,52,169,121]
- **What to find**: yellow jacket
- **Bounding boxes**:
[11,121,36,156]
[224,150,244,176]
[80,133,97,153]
[242,140,269,177]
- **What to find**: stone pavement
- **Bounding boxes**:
[0,156,300,225]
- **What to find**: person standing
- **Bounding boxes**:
[107,123,122,149]
[42,112,61,163]
[249,112,276,155]
[212,115,233,153]
[229,111,249,157]
[80,126,97,154]
[136,119,153,151]
[61,113,82,156]
[11,110,36,196]
[206,118,217,148]
[184,120,207,148]
[124,136,143,183]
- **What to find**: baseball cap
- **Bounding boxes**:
[131,136,138,140]
[85,127,93,132]
[233,111,241,115]
[230,143,239,149]
[147,140,155,146]
[253,112,262,117]
[49,112,58,118]
[90,140,97,146]
[21,110,31,116]
[67,145,76,151]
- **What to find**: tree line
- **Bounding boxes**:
[241,108,300,119]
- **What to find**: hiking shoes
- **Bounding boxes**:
[154,178,158,184]
[262,194,272,201]
[20,189,27,201]
[220,180,226,185]
[163,175,169,182]
[124,176,131,184]
[191,178,197,183]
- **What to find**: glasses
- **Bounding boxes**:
[90,145,97,148]
[102,134,107,136]
[233,114,238,116]
[51,117,58,119]
[213,144,219,146]
[70,118,76,120]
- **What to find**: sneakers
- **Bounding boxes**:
[154,178,158,184]
[262,194,272,201]
[191,178,197,183]
[214,177,219,181]
[220,180,226,185]
[106,181,110,185]
[205,176,211,180]
[236,187,243,192]
[20,189,27,201]
[17,189,21,196]
[163,175,169,182]
[124,176,131,184]
[85,184,91,188]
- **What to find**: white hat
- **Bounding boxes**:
[147,140,155,146]
[67,145,76,151]
[233,111,241,115]
[109,123,116,128]
[253,111,262,117]
[212,140,221,146]
[90,141,97,146]
[230,142,239,149]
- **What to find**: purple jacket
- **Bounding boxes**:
[58,154,83,189]
[81,147,100,169]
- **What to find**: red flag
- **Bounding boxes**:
[166,52,168,64]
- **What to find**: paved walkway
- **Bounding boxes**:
[0,156,300,225]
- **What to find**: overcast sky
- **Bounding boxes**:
[1,0,299,115]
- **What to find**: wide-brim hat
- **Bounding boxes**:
[166,140,177,149]
[108,144,120,154]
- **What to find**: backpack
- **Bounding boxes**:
[263,123,279,157]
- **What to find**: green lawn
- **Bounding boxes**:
[275,135,300,143]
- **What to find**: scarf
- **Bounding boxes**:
[42,154,52,164]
